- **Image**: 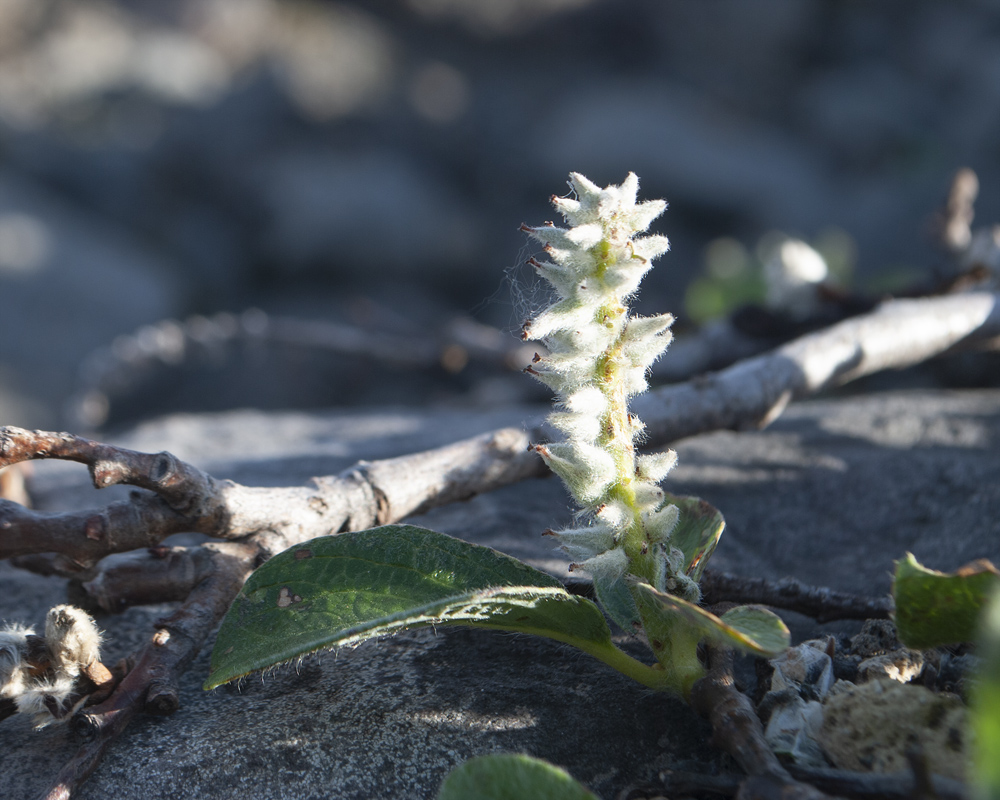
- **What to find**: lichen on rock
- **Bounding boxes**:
[819,678,966,779]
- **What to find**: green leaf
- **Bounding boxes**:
[587,494,722,635]
[893,552,1000,649]
[664,492,724,581]
[437,755,598,800]
[717,606,792,655]
[592,572,641,634]
[972,585,1000,799]
[206,524,632,690]
[630,580,790,657]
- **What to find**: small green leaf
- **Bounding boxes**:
[206,525,624,689]
[631,589,705,698]
[664,492,724,581]
[592,572,641,633]
[588,494,722,634]
[717,606,792,655]
[972,585,1000,799]
[631,580,790,657]
[437,755,598,800]
[893,552,1000,649]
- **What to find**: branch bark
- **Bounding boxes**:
[0,425,547,570]
[635,291,1000,444]
[699,571,892,623]
[690,644,834,800]
[81,546,217,612]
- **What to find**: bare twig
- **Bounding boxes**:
[699,571,892,623]
[0,425,547,571]
[635,291,1000,445]
[7,292,1000,574]
[41,541,255,800]
[690,644,833,800]
[0,428,226,567]
[658,270,993,385]
[81,546,217,612]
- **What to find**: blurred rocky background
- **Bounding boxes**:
[1,0,998,432]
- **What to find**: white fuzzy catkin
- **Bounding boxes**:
[0,623,33,700]
[523,173,696,599]
[15,675,79,728]
[1,606,104,728]
[45,605,102,680]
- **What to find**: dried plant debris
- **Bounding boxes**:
[0,605,110,728]
[755,619,971,777]
[758,640,835,767]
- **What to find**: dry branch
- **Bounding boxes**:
[81,546,217,612]
[635,291,1000,444]
[0,426,547,572]
[690,643,832,800]
[42,540,255,800]
[699,571,892,623]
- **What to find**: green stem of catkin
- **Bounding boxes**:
[577,638,685,694]
[598,332,647,572]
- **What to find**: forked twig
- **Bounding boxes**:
[41,541,256,800]
[0,424,548,572]
[699,571,892,623]
[690,643,832,800]
[5,292,999,575]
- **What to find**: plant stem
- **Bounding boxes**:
[572,638,684,693]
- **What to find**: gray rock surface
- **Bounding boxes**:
[2,388,999,798]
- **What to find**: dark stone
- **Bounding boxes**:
[1,388,998,797]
